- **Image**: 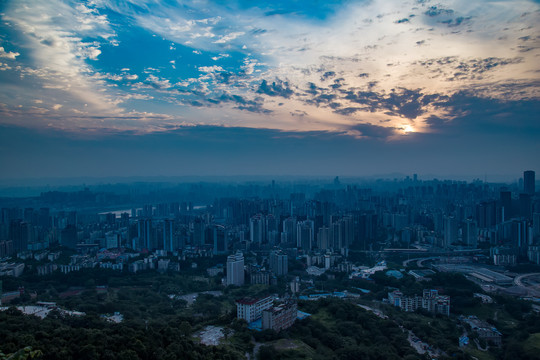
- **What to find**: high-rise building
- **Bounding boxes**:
[227,251,245,286]
[269,250,288,276]
[317,226,330,250]
[192,218,205,246]
[212,225,227,255]
[297,220,314,250]
[137,219,153,250]
[443,216,458,248]
[60,224,78,249]
[524,170,535,195]
[8,219,22,252]
[476,201,497,229]
[249,214,265,244]
[519,193,532,219]
[282,217,297,246]
[499,190,512,221]
[105,231,120,249]
[162,219,174,252]
[533,213,540,239]
[462,219,478,248]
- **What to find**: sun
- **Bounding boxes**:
[402,124,415,133]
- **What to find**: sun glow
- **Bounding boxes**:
[402,124,415,133]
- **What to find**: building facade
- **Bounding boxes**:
[269,250,288,276]
[236,296,273,323]
[262,300,297,332]
[388,289,450,316]
[227,251,245,286]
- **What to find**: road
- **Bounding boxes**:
[402,256,440,268]
[513,273,540,287]
[513,273,540,297]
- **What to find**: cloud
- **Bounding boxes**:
[0,47,20,59]
[320,71,336,81]
[424,92,540,134]
[424,6,454,17]
[0,0,122,119]
[440,16,471,27]
[257,79,294,98]
[198,65,225,73]
[213,32,245,44]
[349,123,397,138]
[0,0,538,139]
[144,75,172,89]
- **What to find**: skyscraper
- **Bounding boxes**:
[297,220,314,250]
[462,219,478,248]
[162,219,174,252]
[443,216,458,248]
[317,226,330,250]
[137,218,153,250]
[269,250,288,276]
[524,170,535,195]
[227,251,245,286]
[249,214,265,244]
[282,217,297,246]
[499,190,512,221]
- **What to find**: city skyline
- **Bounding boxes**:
[0,0,539,180]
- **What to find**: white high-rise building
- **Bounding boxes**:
[227,251,245,286]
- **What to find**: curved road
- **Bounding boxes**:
[514,272,540,287]
[402,256,439,268]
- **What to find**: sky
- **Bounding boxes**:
[0,0,539,182]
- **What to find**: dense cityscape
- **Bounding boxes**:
[0,172,539,359]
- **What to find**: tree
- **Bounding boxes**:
[179,321,192,337]
[0,347,43,360]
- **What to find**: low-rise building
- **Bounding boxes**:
[37,263,58,276]
[250,270,270,285]
[262,300,297,332]
[0,262,25,277]
[461,316,502,346]
[236,296,273,323]
[388,289,450,316]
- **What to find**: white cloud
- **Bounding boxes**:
[213,31,245,44]
[198,65,224,73]
[0,47,20,60]
[145,75,172,89]
[2,0,118,99]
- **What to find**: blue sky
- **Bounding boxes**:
[0,0,539,180]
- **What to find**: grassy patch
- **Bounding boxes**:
[463,346,496,360]
[523,333,540,358]
[311,309,335,327]
[460,304,495,321]
[265,339,317,359]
